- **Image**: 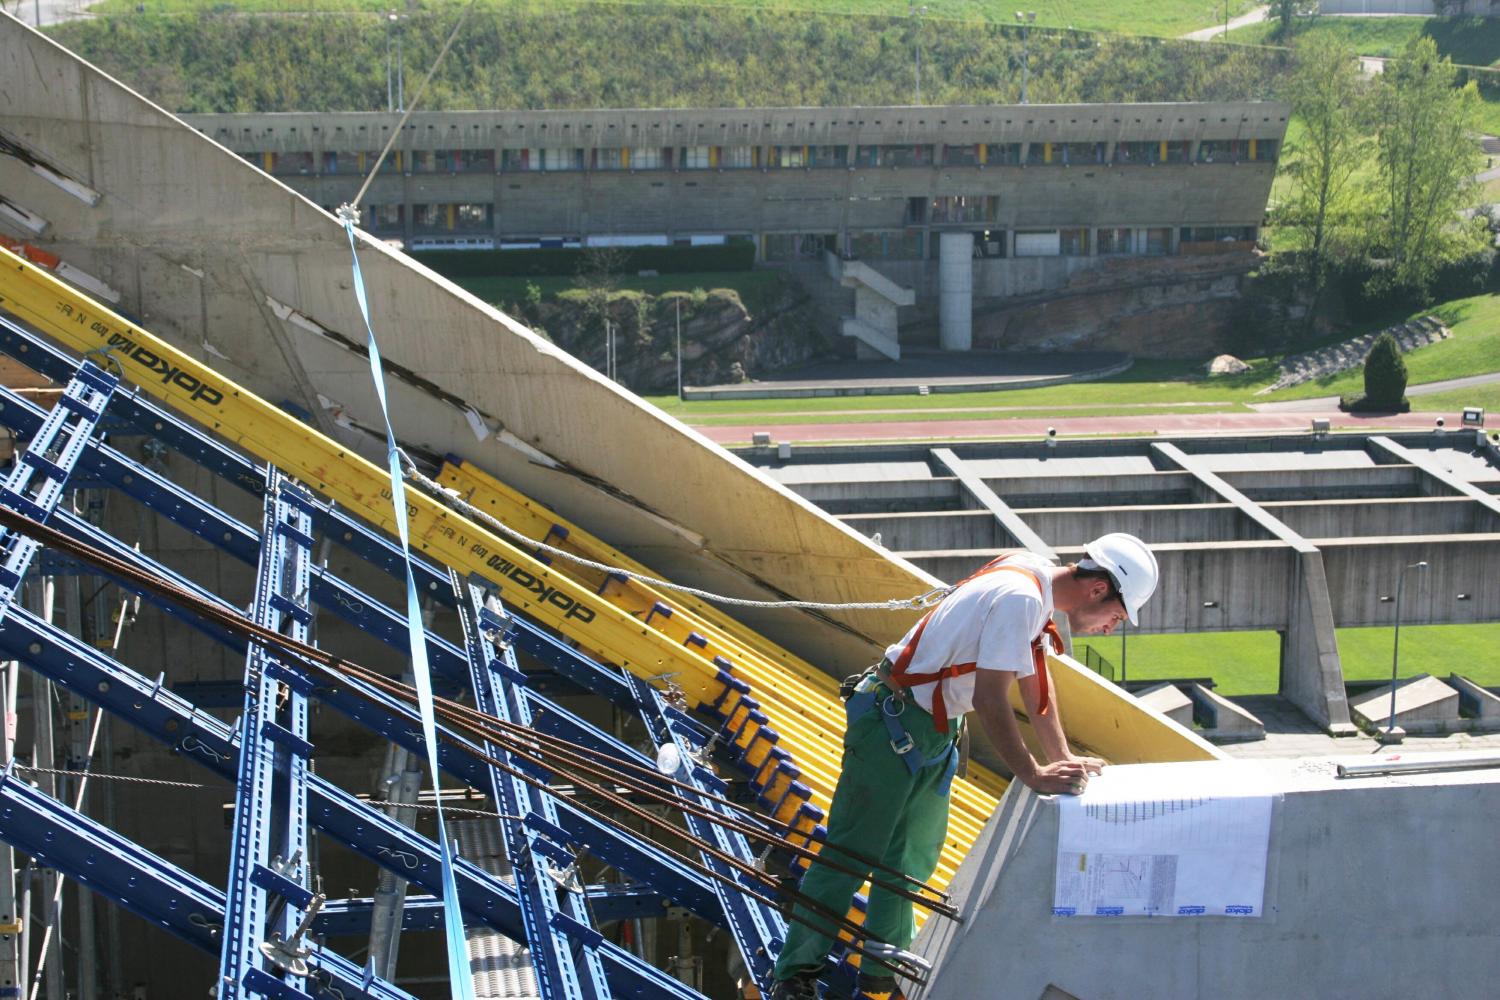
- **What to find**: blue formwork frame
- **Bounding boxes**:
[625,673,787,993]
[454,580,611,1000]
[0,310,799,999]
[219,471,316,1000]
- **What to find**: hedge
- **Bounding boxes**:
[410,242,756,279]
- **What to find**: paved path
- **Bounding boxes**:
[694,405,1473,446]
[7,0,93,27]
[1250,370,1500,413]
[1180,4,1269,42]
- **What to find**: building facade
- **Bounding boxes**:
[183,102,1288,263]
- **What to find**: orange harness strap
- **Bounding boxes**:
[886,560,1063,732]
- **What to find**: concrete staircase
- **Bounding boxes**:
[1257,315,1449,394]
[825,251,914,361]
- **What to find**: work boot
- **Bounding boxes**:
[854,973,907,1000]
[769,971,821,1000]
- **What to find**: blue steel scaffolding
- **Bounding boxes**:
[0,306,797,999]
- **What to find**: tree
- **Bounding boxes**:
[1372,36,1486,295]
[1363,331,1408,407]
[1270,0,1317,40]
[1283,34,1369,266]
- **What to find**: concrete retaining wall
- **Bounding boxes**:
[912,755,1500,1000]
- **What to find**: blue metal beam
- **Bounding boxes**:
[219,474,317,1000]
[627,674,786,992]
[0,607,705,1000]
[314,884,668,938]
[456,583,611,999]
[0,770,416,1000]
[0,360,116,605]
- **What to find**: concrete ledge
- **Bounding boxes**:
[1350,674,1461,736]
[1449,674,1500,732]
[1135,682,1194,729]
[1188,683,1265,743]
[681,356,1132,400]
[912,756,1500,1000]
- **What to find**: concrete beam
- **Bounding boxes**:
[1369,436,1500,519]
[1152,443,1352,733]
[931,448,1055,559]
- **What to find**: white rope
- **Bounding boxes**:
[403,463,951,613]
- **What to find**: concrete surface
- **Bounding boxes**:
[683,350,1131,400]
[1189,683,1266,742]
[1134,682,1194,728]
[910,754,1500,1000]
[1350,674,1462,735]
[0,12,946,674]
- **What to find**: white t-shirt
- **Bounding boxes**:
[882,552,1056,720]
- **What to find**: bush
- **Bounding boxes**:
[411,243,755,279]
[1363,331,1408,407]
[1340,392,1411,413]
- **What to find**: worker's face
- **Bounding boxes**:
[1070,580,1129,635]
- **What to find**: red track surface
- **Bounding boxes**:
[694,407,1474,445]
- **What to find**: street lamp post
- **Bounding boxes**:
[909,2,928,105]
[1384,560,1429,743]
[675,297,683,400]
[386,14,396,113]
[1015,11,1036,105]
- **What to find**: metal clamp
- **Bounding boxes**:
[545,860,582,895]
[257,891,325,978]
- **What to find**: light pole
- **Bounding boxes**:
[675,297,683,400]
[1383,560,1429,743]
[386,14,396,113]
[1015,11,1036,105]
[909,2,928,105]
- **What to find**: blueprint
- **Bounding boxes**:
[1052,761,1274,918]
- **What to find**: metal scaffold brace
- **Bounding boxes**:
[0,247,963,999]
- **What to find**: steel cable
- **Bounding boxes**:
[0,506,946,981]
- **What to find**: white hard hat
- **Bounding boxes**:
[1081,532,1159,626]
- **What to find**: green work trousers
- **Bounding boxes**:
[773,686,957,979]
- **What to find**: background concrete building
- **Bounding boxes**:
[184,103,1287,359]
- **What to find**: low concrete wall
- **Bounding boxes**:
[912,755,1500,1000]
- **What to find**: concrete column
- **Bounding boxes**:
[938,231,974,352]
[1152,443,1355,734]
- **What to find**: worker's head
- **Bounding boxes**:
[1067,533,1159,635]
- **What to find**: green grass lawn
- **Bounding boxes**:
[1076,623,1500,697]
[88,0,1260,37]
[1228,14,1500,65]
[1412,382,1500,414]
[1268,291,1500,400]
[639,287,1500,423]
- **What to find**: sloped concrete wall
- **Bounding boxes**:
[0,13,934,670]
[912,756,1500,1000]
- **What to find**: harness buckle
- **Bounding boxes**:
[889,731,915,756]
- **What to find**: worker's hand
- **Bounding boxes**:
[1023,759,1091,795]
[1068,754,1106,776]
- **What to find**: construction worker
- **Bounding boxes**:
[770,534,1160,1000]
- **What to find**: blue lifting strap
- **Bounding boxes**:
[845,688,960,797]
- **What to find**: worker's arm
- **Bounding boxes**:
[972,668,1088,794]
[1017,669,1104,775]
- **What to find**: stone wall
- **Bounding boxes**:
[971,251,1255,357]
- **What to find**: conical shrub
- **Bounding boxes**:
[1363,331,1408,408]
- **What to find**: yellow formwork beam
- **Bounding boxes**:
[0,244,988,889]
[438,458,1001,880]
[0,242,1220,924]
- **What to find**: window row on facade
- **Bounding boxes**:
[246,138,1280,177]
